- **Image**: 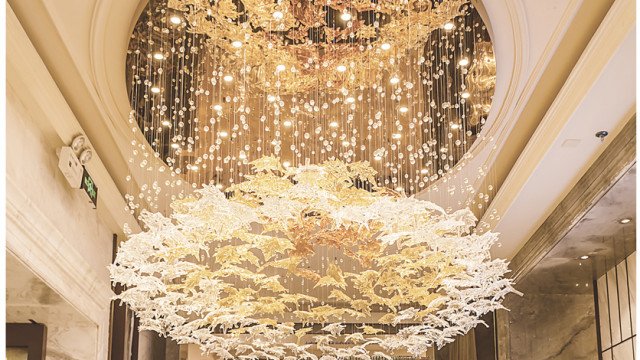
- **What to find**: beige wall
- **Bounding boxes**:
[6,7,116,358]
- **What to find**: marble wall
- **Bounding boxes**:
[504,292,598,360]
[6,253,99,360]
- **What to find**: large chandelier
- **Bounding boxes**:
[111,156,517,358]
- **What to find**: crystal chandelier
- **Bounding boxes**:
[111,157,517,358]
[117,0,512,358]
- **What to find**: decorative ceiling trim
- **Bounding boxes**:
[6,4,140,234]
[509,116,636,282]
[418,0,586,208]
[480,0,634,258]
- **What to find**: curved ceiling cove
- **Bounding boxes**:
[124,0,495,210]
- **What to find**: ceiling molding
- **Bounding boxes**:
[483,0,635,258]
[509,117,636,282]
[418,0,588,208]
[6,4,140,234]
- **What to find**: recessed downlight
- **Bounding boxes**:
[619,218,632,224]
[579,255,589,260]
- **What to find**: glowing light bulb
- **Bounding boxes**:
[219,131,228,138]
[162,120,171,127]
[450,123,461,130]
[342,140,350,146]
[620,218,632,224]
[395,186,404,192]
[170,15,182,25]
[239,152,247,160]
[190,165,199,171]
[283,120,293,127]
[273,11,284,20]
[458,58,469,66]
[153,52,165,60]
[267,95,276,102]
[461,91,471,99]
[336,65,347,72]
[443,22,455,30]
[223,75,233,82]
[374,155,382,161]
[390,76,400,85]
[276,64,286,72]
[345,97,355,104]
[151,86,161,94]
[171,143,180,149]
[580,255,590,260]
[381,43,391,50]
[399,106,409,113]
[420,168,429,174]
[283,161,291,168]
[340,12,352,21]
[392,133,401,139]
[213,104,223,111]
[231,40,243,48]
[329,121,339,128]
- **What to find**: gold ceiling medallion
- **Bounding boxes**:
[169,0,466,94]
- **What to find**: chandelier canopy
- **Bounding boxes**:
[111,156,517,358]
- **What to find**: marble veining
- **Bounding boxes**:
[505,293,598,360]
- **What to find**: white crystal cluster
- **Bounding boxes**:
[111,159,517,359]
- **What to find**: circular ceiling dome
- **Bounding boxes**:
[125,0,495,204]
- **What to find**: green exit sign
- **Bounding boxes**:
[81,167,98,208]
